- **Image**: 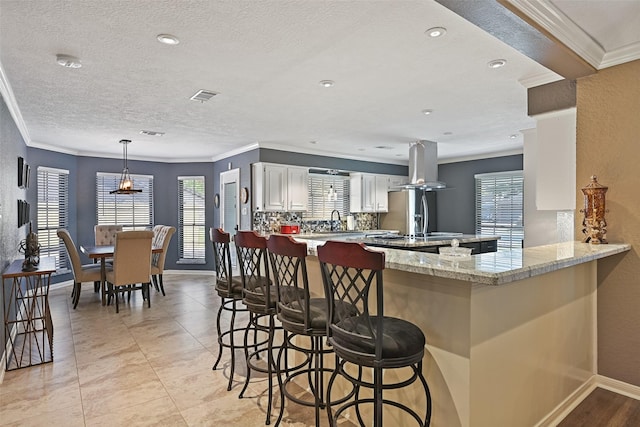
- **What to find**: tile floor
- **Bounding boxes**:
[0,273,344,426]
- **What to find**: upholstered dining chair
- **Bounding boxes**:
[105,230,154,313]
[93,224,123,291]
[150,225,176,296]
[57,229,104,309]
[94,224,123,246]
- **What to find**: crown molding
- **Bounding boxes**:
[0,60,31,145]
[519,71,563,89]
[504,0,604,69]
[600,42,640,69]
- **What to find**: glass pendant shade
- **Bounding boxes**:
[110,139,142,194]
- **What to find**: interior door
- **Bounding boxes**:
[220,168,240,236]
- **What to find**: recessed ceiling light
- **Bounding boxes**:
[421,109,433,115]
[156,34,179,45]
[319,80,334,88]
[309,141,317,144]
[140,130,165,136]
[444,131,453,136]
[510,134,518,139]
[375,145,394,150]
[488,59,507,69]
[56,54,82,68]
[425,27,447,38]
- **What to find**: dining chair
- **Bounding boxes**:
[318,240,432,427]
[150,225,176,296]
[105,230,154,313]
[93,224,122,291]
[210,227,248,391]
[57,229,104,309]
[94,224,123,246]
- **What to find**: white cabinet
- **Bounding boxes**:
[350,173,389,213]
[252,163,308,212]
[375,175,389,212]
[387,175,408,190]
[286,166,309,211]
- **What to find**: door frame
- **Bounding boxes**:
[220,168,241,233]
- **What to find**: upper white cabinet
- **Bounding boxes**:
[387,175,408,190]
[350,173,389,213]
[252,163,308,212]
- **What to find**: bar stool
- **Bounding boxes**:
[318,240,432,427]
[233,230,278,425]
[210,227,247,391]
[267,235,352,427]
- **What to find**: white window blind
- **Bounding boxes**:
[37,167,70,272]
[475,171,524,250]
[303,174,350,220]
[178,176,206,262]
[96,172,154,229]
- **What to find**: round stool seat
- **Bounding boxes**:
[332,316,425,366]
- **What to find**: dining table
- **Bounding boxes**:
[80,244,162,306]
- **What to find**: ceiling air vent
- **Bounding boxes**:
[140,130,165,136]
[190,90,218,102]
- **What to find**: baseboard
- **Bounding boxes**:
[596,375,640,401]
[0,320,20,384]
[535,376,598,427]
[164,269,215,276]
[536,375,640,426]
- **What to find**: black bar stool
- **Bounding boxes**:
[209,228,248,391]
[234,230,279,425]
[318,240,432,427]
[267,235,353,426]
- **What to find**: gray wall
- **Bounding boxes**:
[1,96,28,353]
[437,155,523,234]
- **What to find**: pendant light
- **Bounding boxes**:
[110,139,142,194]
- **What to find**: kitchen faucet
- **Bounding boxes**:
[330,209,342,231]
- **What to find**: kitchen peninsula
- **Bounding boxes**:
[296,237,630,426]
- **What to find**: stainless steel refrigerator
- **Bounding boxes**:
[380,189,437,236]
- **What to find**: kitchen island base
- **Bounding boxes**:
[305,257,597,427]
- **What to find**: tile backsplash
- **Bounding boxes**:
[252,212,378,233]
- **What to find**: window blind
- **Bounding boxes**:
[37,167,70,272]
[178,176,206,262]
[475,171,524,250]
[96,172,154,229]
[303,174,350,220]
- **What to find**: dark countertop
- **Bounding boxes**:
[352,234,499,248]
[293,231,499,248]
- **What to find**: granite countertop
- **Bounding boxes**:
[293,231,498,248]
[297,238,631,286]
[354,234,499,248]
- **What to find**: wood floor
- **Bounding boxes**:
[558,388,640,427]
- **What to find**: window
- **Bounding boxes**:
[475,171,524,250]
[303,173,350,220]
[37,167,69,272]
[96,172,154,229]
[178,176,206,263]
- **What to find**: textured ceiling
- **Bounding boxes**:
[0,0,637,164]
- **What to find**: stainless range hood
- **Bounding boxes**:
[396,140,446,190]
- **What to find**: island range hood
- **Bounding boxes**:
[396,140,446,190]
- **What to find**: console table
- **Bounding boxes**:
[2,257,56,370]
